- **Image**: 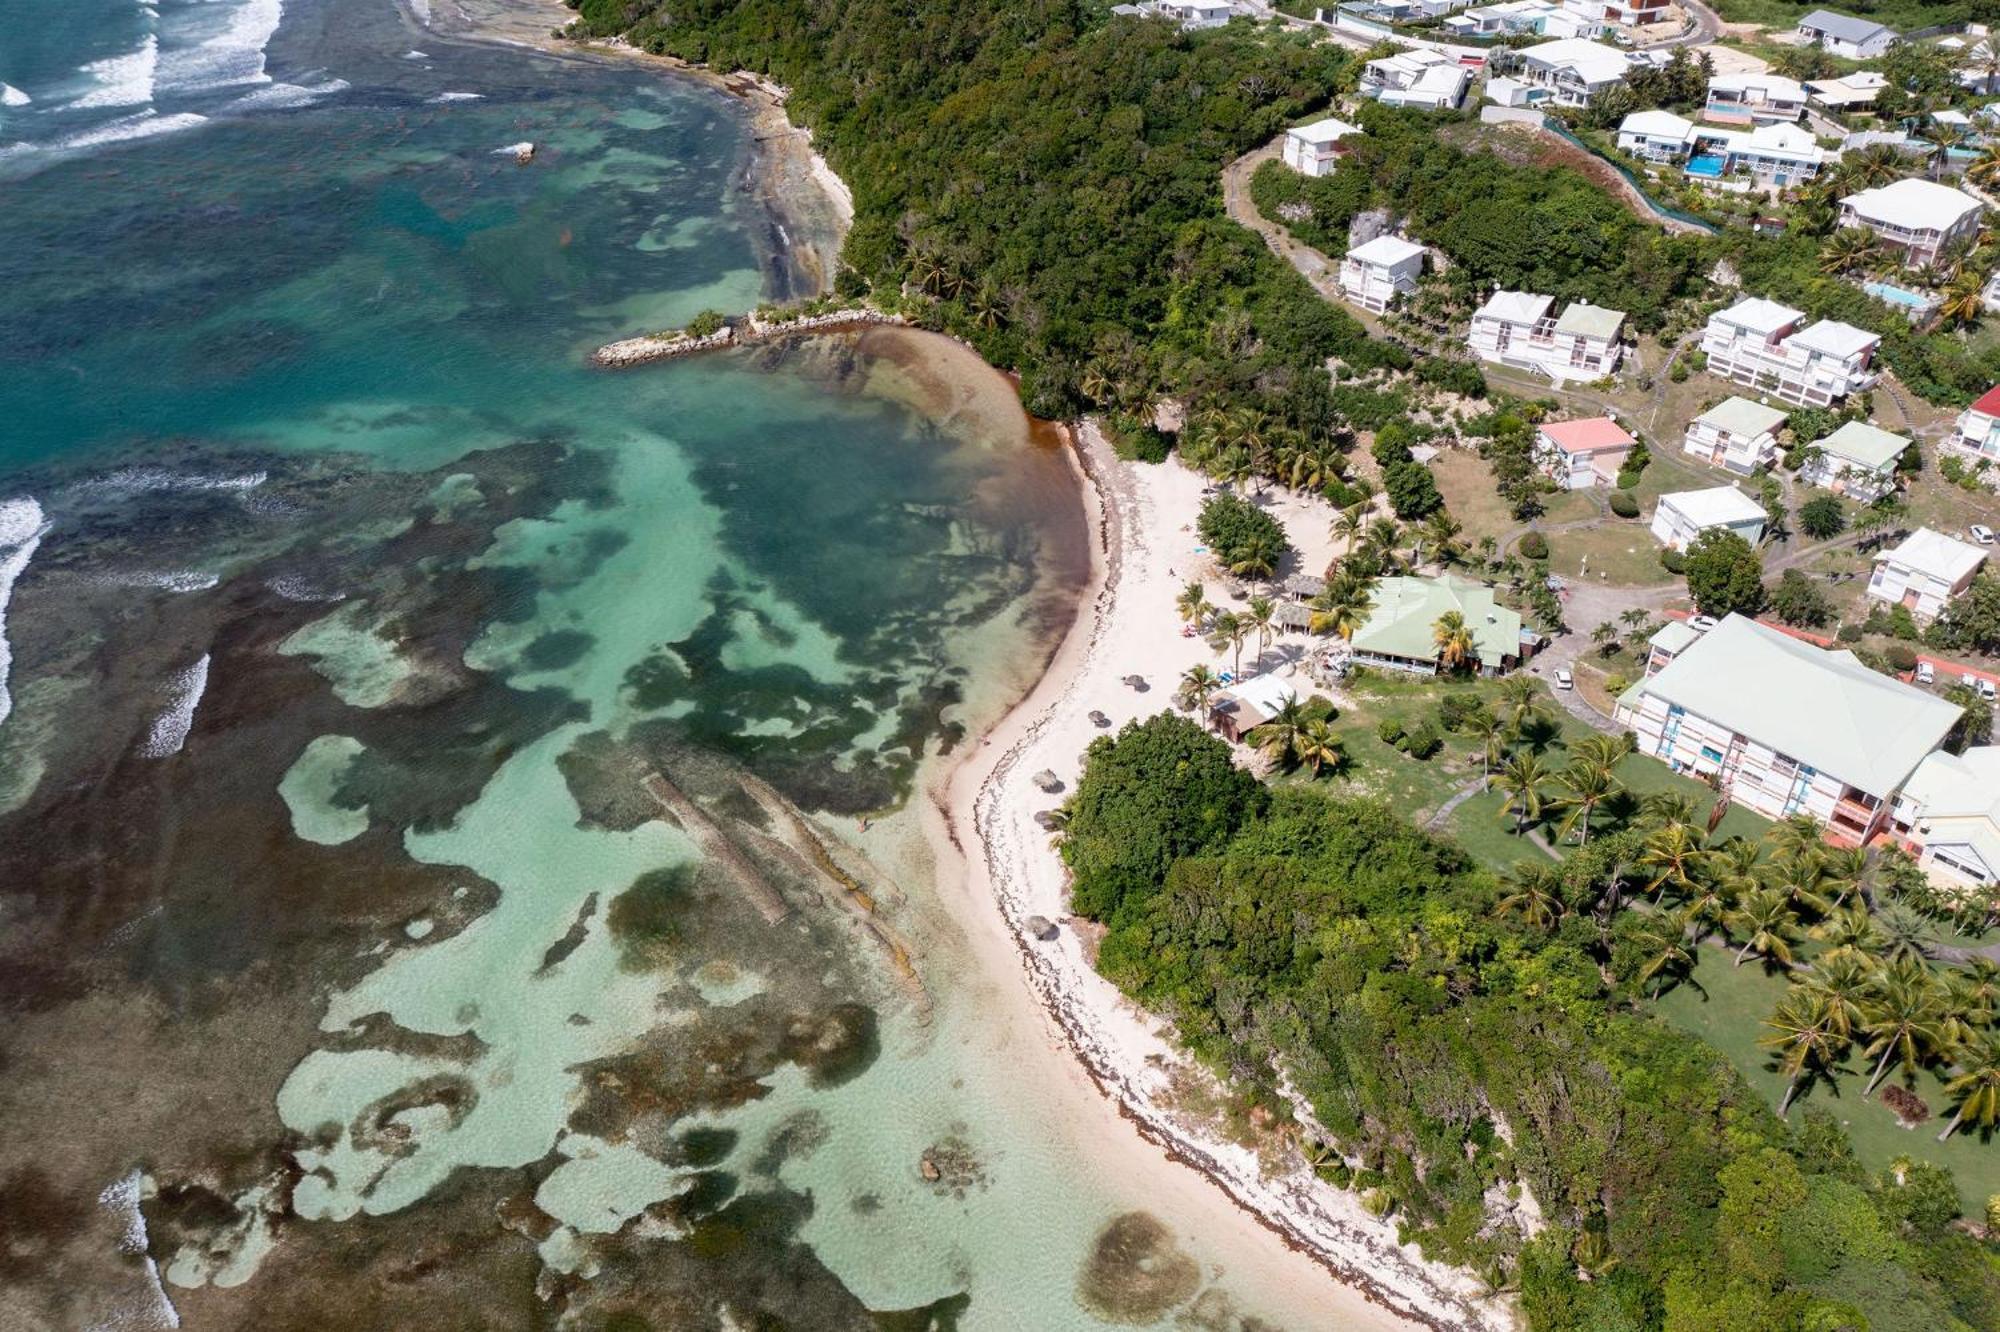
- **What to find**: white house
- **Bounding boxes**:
[1618,109,1697,160]
[1534,416,1636,489]
[1154,0,1236,26]
[1467,291,1625,383]
[1889,747,2000,890]
[1448,0,1602,37]
[1282,117,1361,177]
[1682,395,1788,475]
[1700,296,1880,407]
[1704,73,1808,126]
[1807,71,1889,112]
[1796,9,1898,60]
[1868,527,1987,622]
[1802,420,1907,502]
[1569,0,1669,25]
[1362,50,1472,110]
[1650,485,1769,552]
[1512,38,1633,108]
[1946,384,2000,472]
[1615,613,1959,844]
[1339,234,1427,314]
[1838,179,1985,269]
[1616,113,1823,187]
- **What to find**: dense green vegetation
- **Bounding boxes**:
[1063,714,2000,1331]
[1708,0,1977,35]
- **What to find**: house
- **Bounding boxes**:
[1339,234,1427,313]
[1348,574,1527,677]
[1512,38,1634,108]
[1796,9,1898,60]
[1838,179,1985,269]
[1568,0,1669,26]
[1467,291,1626,383]
[1282,117,1361,177]
[1361,50,1473,110]
[1868,527,1987,622]
[1534,417,1636,489]
[1807,71,1888,112]
[1802,420,1908,501]
[1946,384,2000,469]
[1449,0,1599,37]
[1650,485,1769,552]
[1700,296,1880,407]
[1888,747,2000,890]
[1484,76,1549,108]
[1615,113,1824,186]
[1153,0,1236,26]
[1614,613,1959,844]
[1208,673,1299,744]
[1705,72,1808,125]
[1682,395,1788,475]
[1618,108,1698,160]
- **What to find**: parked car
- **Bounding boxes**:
[1971,523,1995,546]
[1978,677,1999,703]
[1554,668,1574,691]
[1689,615,1719,633]
[1917,660,1935,686]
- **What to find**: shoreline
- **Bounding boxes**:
[927,425,1509,1332]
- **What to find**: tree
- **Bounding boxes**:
[1552,759,1619,846]
[1248,695,1305,766]
[1465,710,1507,787]
[1796,494,1845,539]
[1929,574,2000,655]
[1382,460,1443,520]
[1939,270,1987,330]
[1760,990,1848,1115]
[1496,862,1563,931]
[1309,578,1373,639]
[1873,902,1939,966]
[1176,580,1211,629]
[1683,528,1767,619]
[1819,227,1880,276]
[1861,966,1948,1099]
[1592,620,1618,657]
[1210,610,1250,678]
[1635,909,1698,998]
[1495,752,1550,834]
[1938,1034,2000,1141]
[1731,889,1801,969]
[1197,494,1291,578]
[1178,663,1220,716]
[1494,675,1544,735]
[1247,595,1277,671]
[1433,610,1477,673]
[1638,820,1705,899]
[1769,569,1833,628]
[1293,718,1344,777]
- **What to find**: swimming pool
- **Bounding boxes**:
[1685,154,1728,178]
[1863,279,1938,312]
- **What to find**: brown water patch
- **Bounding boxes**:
[1076,1212,1203,1326]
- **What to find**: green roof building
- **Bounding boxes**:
[1349,575,1529,677]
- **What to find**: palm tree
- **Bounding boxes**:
[1361,517,1402,568]
[1767,855,1832,919]
[1176,580,1210,629]
[1707,837,1765,906]
[1968,141,2000,193]
[1730,889,1801,969]
[1423,511,1464,567]
[1494,752,1550,835]
[1496,863,1563,932]
[1552,759,1620,846]
[1637,821,1705,899]
[1860,966,1948,1099]
[1179,663,1221,717]
[1331,504,1367,556]
[1641,791,1703,830]
[1570,733,1632,775]
[1817,846,1870,910]
[1801,950,1874,1039]
[1250,696,1306,766]
[1820,226,1881,276]
[1938,270,1986,329]
[1847,142,1905,189]
[1760,990,1849,1115]
[1592,621,1618,656]
[1937,1034,2000,1141]
[1465,711,1508,789]
[1918,119,1960,181]
[1812,903,1884,956]
[1874,902,1939,966]
[1494,675,1543,736]
[1247,595,1277,672]
[1636,909,1698,998]
[1433,611,1477,674]
[1768,814,1825,864]
[1229,536,1282,582]
[1210,611,1250,678]
[1293,718,1344,777]
[1308,581,1373,640]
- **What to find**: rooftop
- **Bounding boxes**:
[1708,72,1807,99]
[1817,419,1908,470]
[1539,417,1635,454]
[1632,613,1958,796]
[1695,395,1788,437]
[1622,109,1694,139]
[1519,38,1631,83]
[1798,9,1894,43]
[1554,301,1626,339]
[1215,673,1298,726]
[1649,620,1702,655]
[1290,116,1360,146]
[1659,484,1769,528]
[1787,319,1880,360]
[1968,384,2000,417]
[1902,747,2000,877]
[1474,289,1553,324]
[1841,178,1984,233]
[1350,575,1523,667]
[1348,234,1427,265]
[1878,527,1988,583]
[1713,295,1803,336]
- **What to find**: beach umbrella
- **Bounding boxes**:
[1122,675,1147,691]
[1032,769,1063,793]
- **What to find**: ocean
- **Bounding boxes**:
[0,1,1337,1327]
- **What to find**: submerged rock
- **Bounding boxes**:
[1075,1211,1200,1325]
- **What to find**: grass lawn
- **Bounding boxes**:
[1432,451,1518,548]
[1653,956,2000,1215]
[1320,674,1497,819]
[1546,519,1674,586]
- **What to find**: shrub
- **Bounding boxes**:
[1614,469,1644,491]
[1382,461,1443,520]
[1198,494,1290,572]
[1659,547,1687,574]
[1837,623,1862,643]
[1885,643,1919,673]
[1436,693,1484,732]
[1106,414,1172,464]
[1608,490,1640,518]
[1518,531,1549,560]
[1888,603,1920,641]
[1797,494,1845,539]
[1377,718,1406,746]
[1403,720,1443,759]
[683,309,728,338]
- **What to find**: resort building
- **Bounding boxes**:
[1282,117,1361,177]
[1361,50,1473,110]
[1888,747,2000,890]
[1807,71,1888,113]
[1615,613,1959,845]
[1534,417,1635,490]
[1867,527,1987,622]
[1615,113,1823,187]
[1682,395,1788,475]
[1649,485,1769,552]
[1802,420,1907,502]
[1704,73,1808,125]
[1946,385,2000,470]
[1208,673,1298,744]
[1699,297,1879,407]
[1511,38,1634,108]
[1795,9,1898,60]
[1467,291,1625,383]
[1349,574,1528,677]
[1837,179,1985,269]
[1338,234,1427,313]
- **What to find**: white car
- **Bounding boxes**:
[1554,668,1574,690]
[1688,615,1719,633]
[1917,661,1935,686]
[1978,677,1999,703]
[1971,524,1996,546]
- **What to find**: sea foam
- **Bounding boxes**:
[157,0,283,94]
[1,83,31,108]
[0,497,48,731]
[73,34,159,110]
[140,654,210,758]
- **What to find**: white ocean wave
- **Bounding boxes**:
[224,77,348,112]
[89,570,221,592]
[156,0,282,95]
[403,49,430,60]
[73,34,159,111]
[1,83,30,108]
[428,91,483,103]
[0,497,48,732]
[268,575,346,603]
[141,653,210,758]
[73,466,267,499]
[94,1171,182,1330]
[494,140,533,157]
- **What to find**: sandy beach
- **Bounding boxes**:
[926,425,1508,1332]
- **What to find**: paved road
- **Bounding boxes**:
[1221,138,1395,339]
[1641,0,1720,48]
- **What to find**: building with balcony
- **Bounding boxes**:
[1614,613,1959,845]
[1467,291,1625,383]
[1807,70,1888,112]
[1704,72,1807,125]
[1868,527,1987,623]
[1838,178,1985,269]
[1888,747,2000,890]
[1615,112,1824,187]
[1700,296,1879,407]
[1802,420,1907,502]
[1650,485,1769,552]
[1512,38,1633,108]
[1348,574,1528,677]
[1682,395,1788,475]
[1338,234,1427,313]
[1945,384,2000,473]
[1361,49,1472,110]
[1534,416,1635,489]
[1796,9,1897,60]
[1282,117,1361,177]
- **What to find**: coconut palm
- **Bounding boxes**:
[1636,821,1705,899]
[1801,950,1874,1039]
[1229,535,1282,582]
[1293,718,1344,777]
[1176,580,1211,629]
[1874,901,1940,966]
[1767,855,1832,919]
[1178,663,1221,717]
[1210,610,1250,678]
[1249,696,1306,766]
[1846,142,1906,189]
[1433,610,1478,673]
[1707,837,1765,905]
[1361,517,1402,568]
[1760,989,1850,1115]
[1465,711,1508,788]
[1494,675,1544,736]
[1496,862,1563,932]
[1331,504,1368,556]
[1247,595,1277,671]
[1812,903,1884,956]
[1494,752,1551,835]
[1423,510,1465,567]
[1937,1034,2000,1141]
[1570,733,1632,775]
[1768,814,1825,864]
[1819,226,1881,276]
[1861,965,1949,1099]
[1939,270,1986,329]
[1552,759,1620,846]
[1817,845,1871,909]
[1636,908,1699,998]
[1969,141,2000,193]
[1308,581,1373,639]
[1641,791,1703,830]
[1730,888,1801,969]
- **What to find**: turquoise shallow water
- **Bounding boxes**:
[0,4,1355,1329]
